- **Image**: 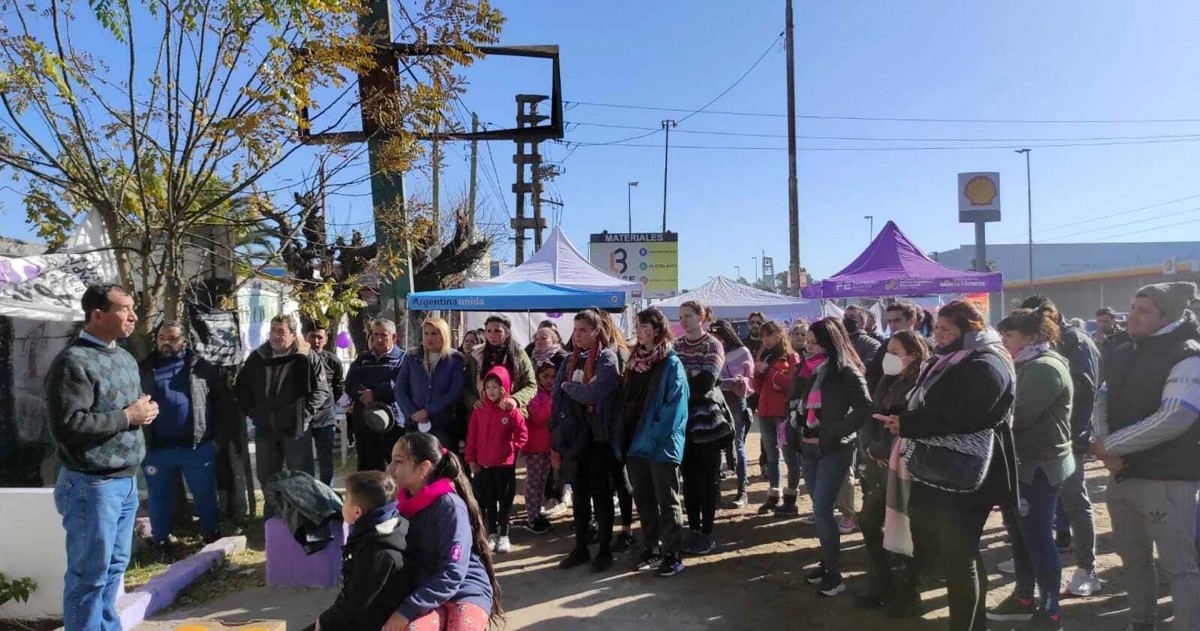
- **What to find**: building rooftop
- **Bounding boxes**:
[931,241,1200,283]
[0,236,45,257]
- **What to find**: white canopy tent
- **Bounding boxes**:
[655,276,839,325]
[463,227,640,345]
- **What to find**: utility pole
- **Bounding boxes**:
[627,181,639,232]
[1016,148,1034,290]
[785,0,801,296]
[467,114,479,238]
[661,119,676,233]
[864,215,874,243]
[513,95,549,263]
[431,136,442,245]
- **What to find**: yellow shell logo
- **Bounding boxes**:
[964,175,997,206]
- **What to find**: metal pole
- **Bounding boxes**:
[1017,148,1035,290]
[785,0,801,296]
[974,221,987,275]
[736,265,741,280]
[752,256,759,285]
[864,215,874,242]
[627,181,638,233]
[661,121,676,232]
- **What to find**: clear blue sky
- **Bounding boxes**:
[4,1,1200,290]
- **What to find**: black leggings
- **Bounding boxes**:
[613,462,634,528]
[572,442,617,553]
[912,483,993,631]
[474,465,516,536]
[681,440,723,534]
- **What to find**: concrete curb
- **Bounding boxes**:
[116,536,248,630]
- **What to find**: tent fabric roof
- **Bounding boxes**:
[655,276,826,321]
[466,226,642,293]
[408,280,625,312]
[802,221,1003,298]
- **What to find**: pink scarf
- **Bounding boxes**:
[395,478,455,519]
[800,353,827,429]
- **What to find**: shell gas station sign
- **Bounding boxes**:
[958,172,1001,223]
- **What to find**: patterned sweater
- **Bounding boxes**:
[45,337,145,476]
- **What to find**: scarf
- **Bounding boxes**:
[533,344,562,366]
[907,330,1010,411]
[395,478,455,519]
[802,355,827,429]
[564,341,602,385]
[629,342,669,375]
[481,342,512,378]
[883,436,914,556]
[1013,341,1050,367]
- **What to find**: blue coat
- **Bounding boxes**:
[394,349,466,447]
[345,346,406,422]
[627,352,690,465]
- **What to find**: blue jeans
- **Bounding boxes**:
[722,392,752,493]
[53,468,138,631]
[1003,468,1064,615]
[799,442,853,576]
[142,441,221,542]
[758,416,802,495]
[311,425,336,486]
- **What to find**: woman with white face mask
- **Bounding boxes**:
[855,330,930,616]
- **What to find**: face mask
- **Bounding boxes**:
[882,352,905,376]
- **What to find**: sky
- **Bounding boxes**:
[4,1,1200,291]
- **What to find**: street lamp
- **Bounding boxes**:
[752,256,759,286]
[1015,149,1033,289]
[735,265,741,281]
[627,181,639,233]
[864,215,874,242]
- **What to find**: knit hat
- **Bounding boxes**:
[1136,281,1198,320]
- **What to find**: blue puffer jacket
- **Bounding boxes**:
[627,352,690,465]
[394,349,466,446]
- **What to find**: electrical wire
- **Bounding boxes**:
[565,100,1200,125]
[677,32,783,124]
[1040,204,1200,243]
[568,121,1200,143]
[993,193,1200,241]
[561,136,1200,151]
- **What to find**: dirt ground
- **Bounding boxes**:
[139,431,1180,631]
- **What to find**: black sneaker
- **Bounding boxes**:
[1018,610,1063,631]
[1055,532,1073,553]
[757,497,779,514]
[988,595,1038,622]
[805,564,826,585]
[816,573,846,597]
[634,549,662,571]
[657,554,685,577]
[591,551,614,573]
[524,517,552,535]
[613,531,637,553]
[686,532,716,555]
[853,585,888,609]
[558,548,591,570]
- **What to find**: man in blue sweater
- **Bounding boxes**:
[345,319,406,471]
[46,284,159,631]
[138,321,223,546]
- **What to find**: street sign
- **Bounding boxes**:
[589,232,679,299]
[958,172,1001,223]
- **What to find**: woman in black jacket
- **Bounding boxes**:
[790,317,872,597]
[874,301,1018,631]
[855,329,929,616]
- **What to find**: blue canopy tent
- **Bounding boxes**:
[407,280,626,313]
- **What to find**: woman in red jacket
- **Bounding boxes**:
[753,320,802,514]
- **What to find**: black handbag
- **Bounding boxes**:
[902,429,993,493]
[688,387,734,445]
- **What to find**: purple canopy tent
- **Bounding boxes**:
[801,221,1003,299]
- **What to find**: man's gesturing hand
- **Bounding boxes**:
[125,395,160,426]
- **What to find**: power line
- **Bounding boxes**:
[994,193,1200,241]
[1079,215,1200,243]
[562,135,1200,151]
[678,32,783,124]
[1042,204,1200,243]
[565,100,1200,124]
[568,121,1200,144]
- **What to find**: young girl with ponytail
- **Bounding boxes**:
[384,433,503,631]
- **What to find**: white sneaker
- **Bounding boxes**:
[1067,567,1102,597]
[563,488,573,509]
[496,536,512,554]
[488,534,498,552]
[997,558,1015,574]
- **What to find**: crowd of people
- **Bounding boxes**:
[43,280,1200,631]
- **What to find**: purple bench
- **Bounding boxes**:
[264,517,345,588]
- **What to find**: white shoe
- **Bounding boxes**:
[563,488,573,509]
[488,534,498,552]
[1067,567,1102,597]
[496,536,512,554]
[997,558,1015,574]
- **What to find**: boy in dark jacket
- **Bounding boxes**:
[307,471,415,631]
